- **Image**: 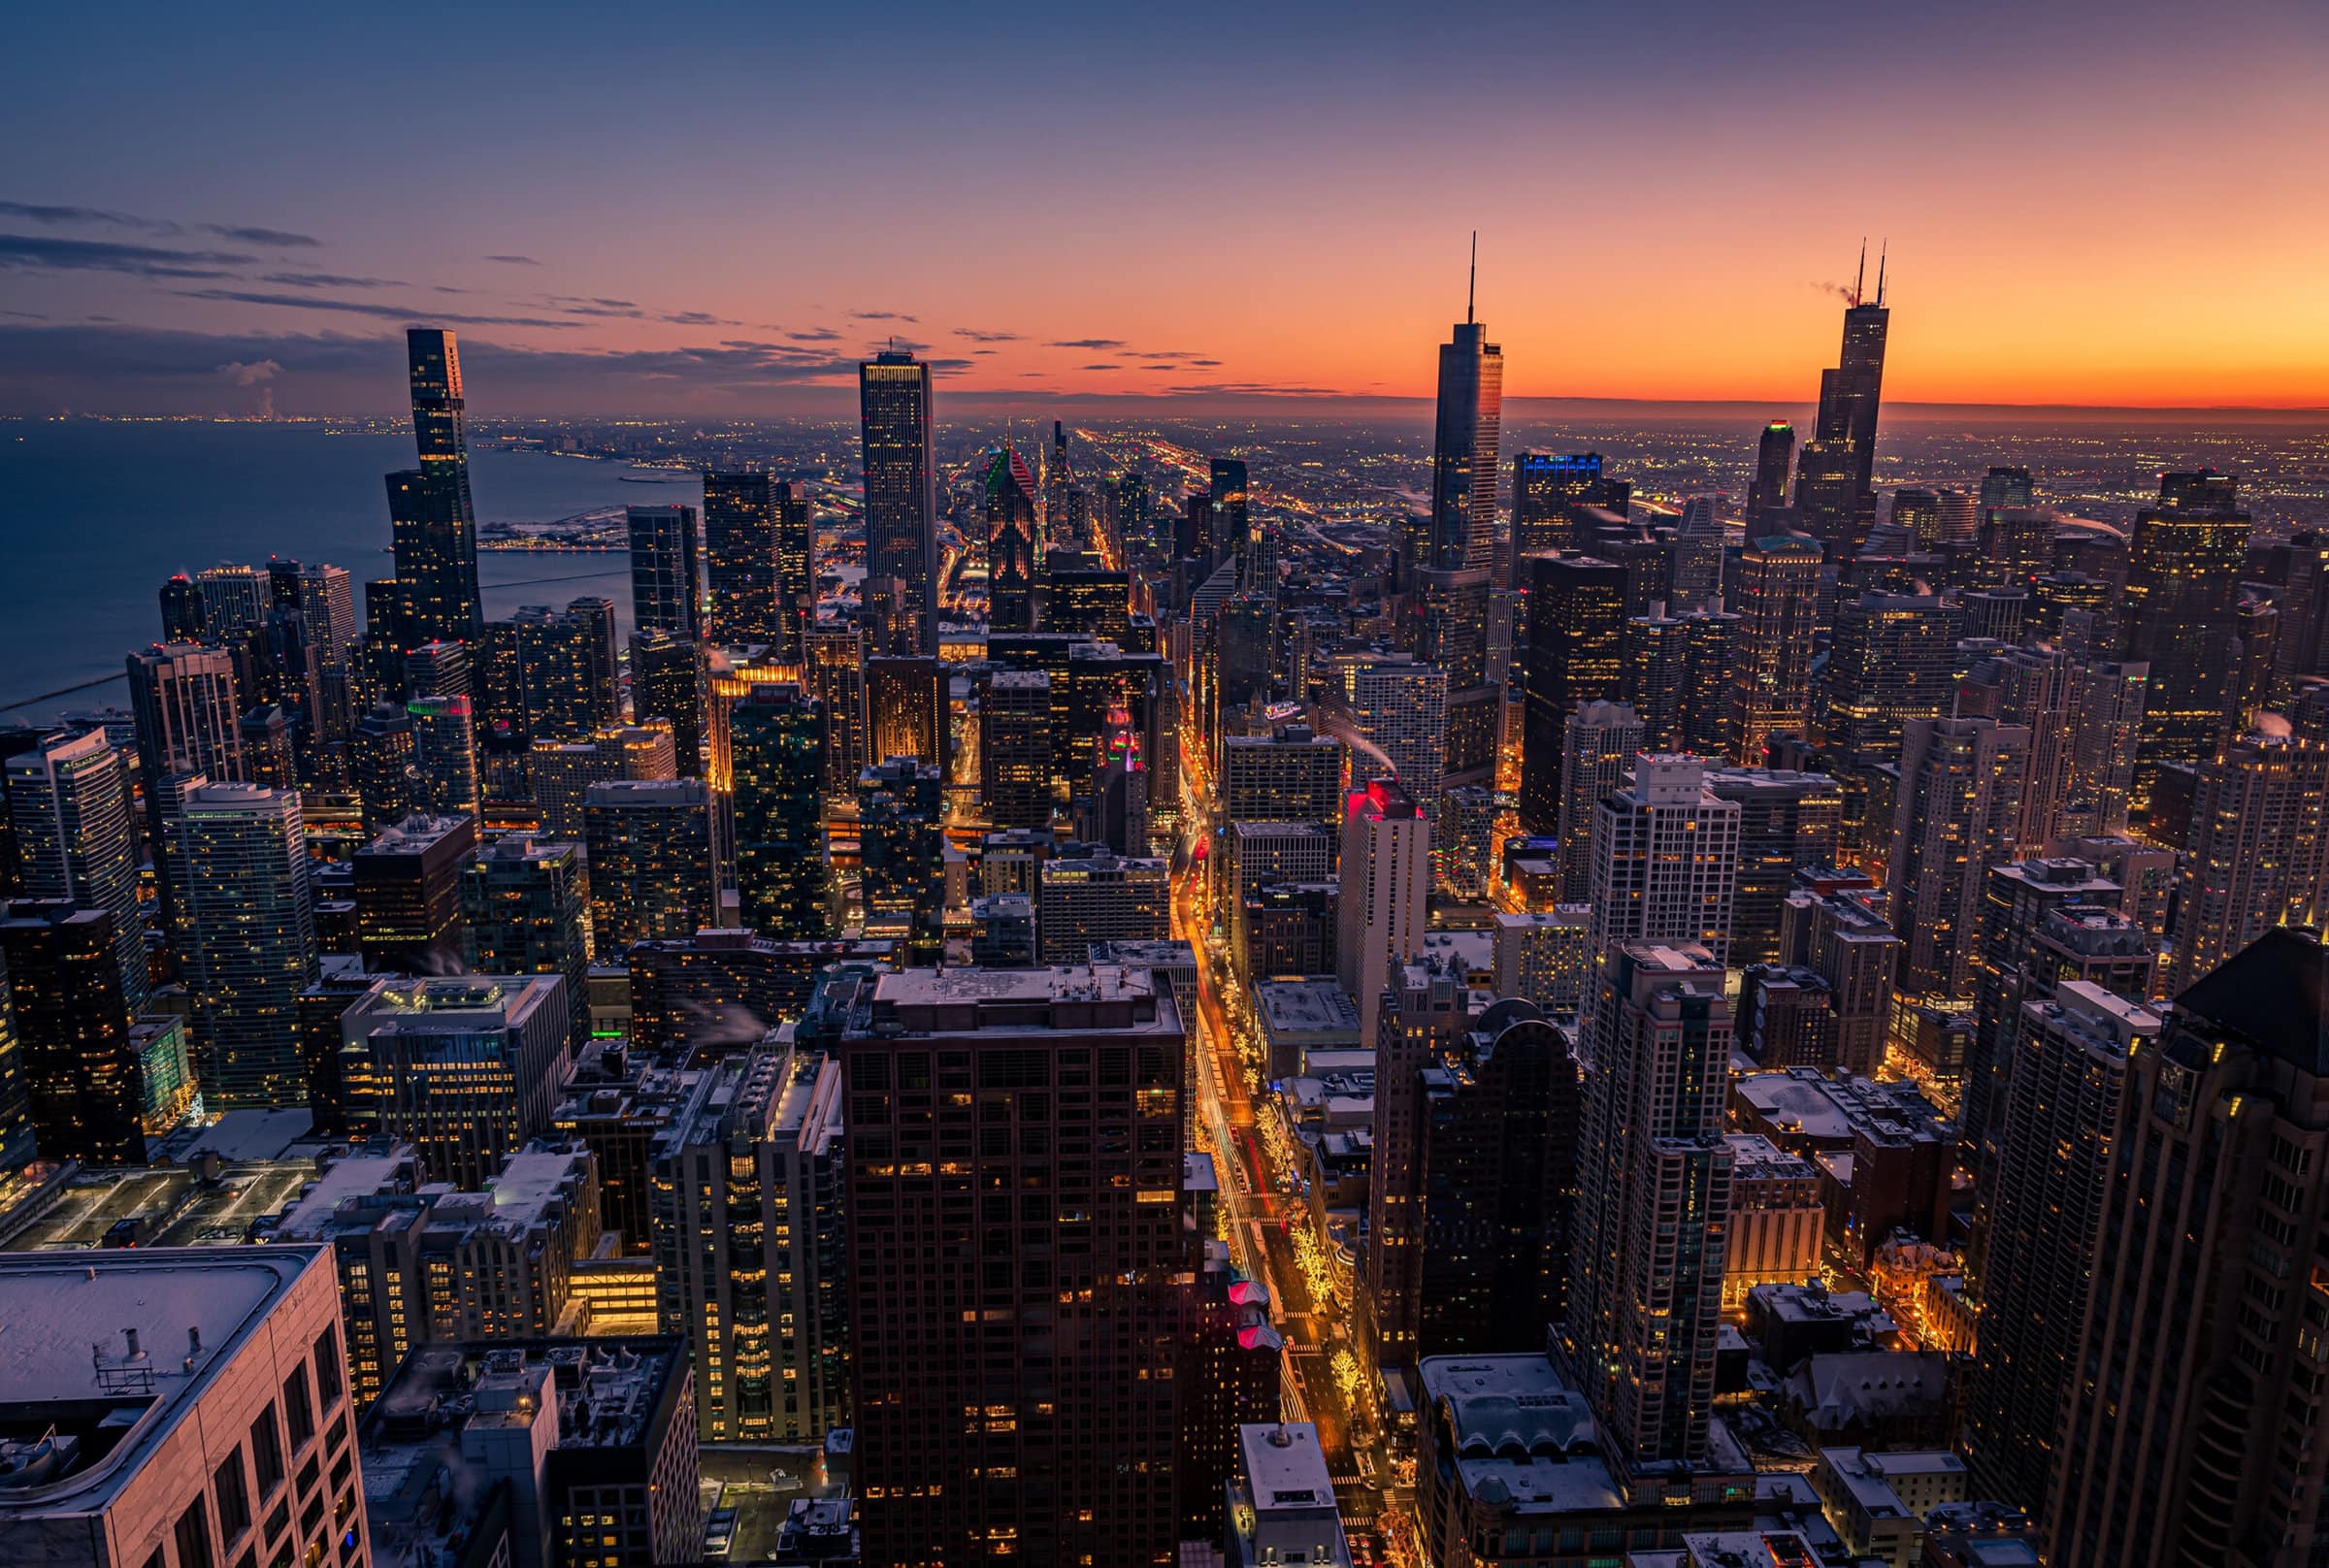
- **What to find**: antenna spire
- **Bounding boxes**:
[1853,239,1866,308]
[1875,240,1887,307]
[1466,231,1477,325]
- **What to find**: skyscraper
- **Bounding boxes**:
[1345,657,1449,802]
[460,834,591,1050]
[1510,450,1602,567]
[0,899,141,1163]
[1888,715,2032,1009]
[1337,778,1430,1048]
[1726,535,1823,765]
[172,781,316,1107]
[985,443,1040,633]
[1519,553,1628,834]
[731,685,832,939]
[1556,701,1645,904]
[352,812,476,975]
[839,965,1189,1565]
[1822,592,1962,767]
[583,778,720,958]
[1793,252,1889,554]
[980,669,1054,830]
[1209,457,1251,572]
[2050,928,2329,1566]
[6,729,147,1014]
[407,693,479,818]
[2121,469,2250,781]
[2166,718,2329,995]
[385,327,483,649]
[857,757,945,963]
[1706,768,1845,967]
[1564,941,1736,1472]
[705,471,814,655]
[1963,982,2154,1518]
[125,642,245,800]
[1427,244,1503,577]
[1588,755,1744,964]
[1749,419,1795,518]
[630,626,705,777]
[860,349,937,654]
[627,503,702,638]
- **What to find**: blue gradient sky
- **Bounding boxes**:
[4,1,2325,414]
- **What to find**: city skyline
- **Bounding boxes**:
[5,4,2328,415]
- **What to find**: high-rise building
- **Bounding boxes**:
[859,757,945,962]
[1221,725,1345,827]
[347,702,416,830]
[1588,755,1743,964]
[1434,783,1498,899]
[626,931,896,1054]
[352,812,476,973]
[1563,941,1736,1472]
[2122,469,2251,779]
[1888,716,2032,1008]
[731,685,832,939]
[582,778,719,958]
[1793,263,1889,553]
[1706,768,1844,967]
[529,724,677,839]
[338,974,571,1187]
[485,598,623,741]
[1428,267,1504,577]
[1037,851,1170,963]
[1209,456,1251,571]
[860,349,938,654]
[1727,535,1823,765]
[0,1248,354,1568]
[406,693,478,818]
[838,965,1189,1565]
[385,327,483,648]
[2166,719,2329,995]
[460,833,589,1048]
[6,728,147,1013]
[1823,593,1961,766]
[629,625,705,776]
[653,1039,849,1443]
[986,443,1041,633]
[1555,701,1644,904]
[125,641,245,799]
[866,653,949,772]
[800,625,869,799]
[1510,450,1603,566]
[1519,553,1627,834]
[174,782,316,1108]
[981,669,1054,829]
[1963,982,2153,1518]
[627,503,702,638]
[1777,876,1900,1078]
[705,471,813,653]
[158,570,206,640]
[2050,928,2329,1565]
[1492,906,1594,1016]
[0,900,136,1163]
[1337,779,1430,1047]
[1749,420,1795,517]
[1344,657,1449,801]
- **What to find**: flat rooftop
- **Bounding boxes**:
[0,1248,329,1514]
[1416,1355,1622,1515]
[1238,1422,1335,1512]
[6,1161,333,1252]
[1254,980,1362,1036]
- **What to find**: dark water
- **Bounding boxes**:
[0,422,703,718]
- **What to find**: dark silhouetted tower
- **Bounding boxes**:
[860,349,938,654]
[384,328,483,650]
[1429,238,1504,577]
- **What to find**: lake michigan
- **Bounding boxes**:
[0,421,705,721]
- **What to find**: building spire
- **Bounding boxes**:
[1853,239,1866,308]
[1466,230,1477,325]
[1875,240,1887,307]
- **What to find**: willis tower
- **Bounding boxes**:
[384,328,484,651]
[1424,235,1502,787]
[1794,245,1889,555]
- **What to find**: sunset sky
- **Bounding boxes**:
[4,1,2325,415]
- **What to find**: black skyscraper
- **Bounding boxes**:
[1208,458,1250,572]
[384,328,483,651]
[1520,553,1627,835]
[1429,244,1503,575]
[1794,249,1889,554]
[1749,420,1795,517]
[986,445,1040,633]
[860,350,938,654]
[704,472,813,657]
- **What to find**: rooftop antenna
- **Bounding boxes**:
[1853,239,1866,308]
[1466,231,1478,326]
[1875,240,1887,307]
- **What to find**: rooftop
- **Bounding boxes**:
[1238,1421,1336,1513]
[1254,979,1362,1037]
[1417,1355,1621,1514]
[0,1248,330,1514]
